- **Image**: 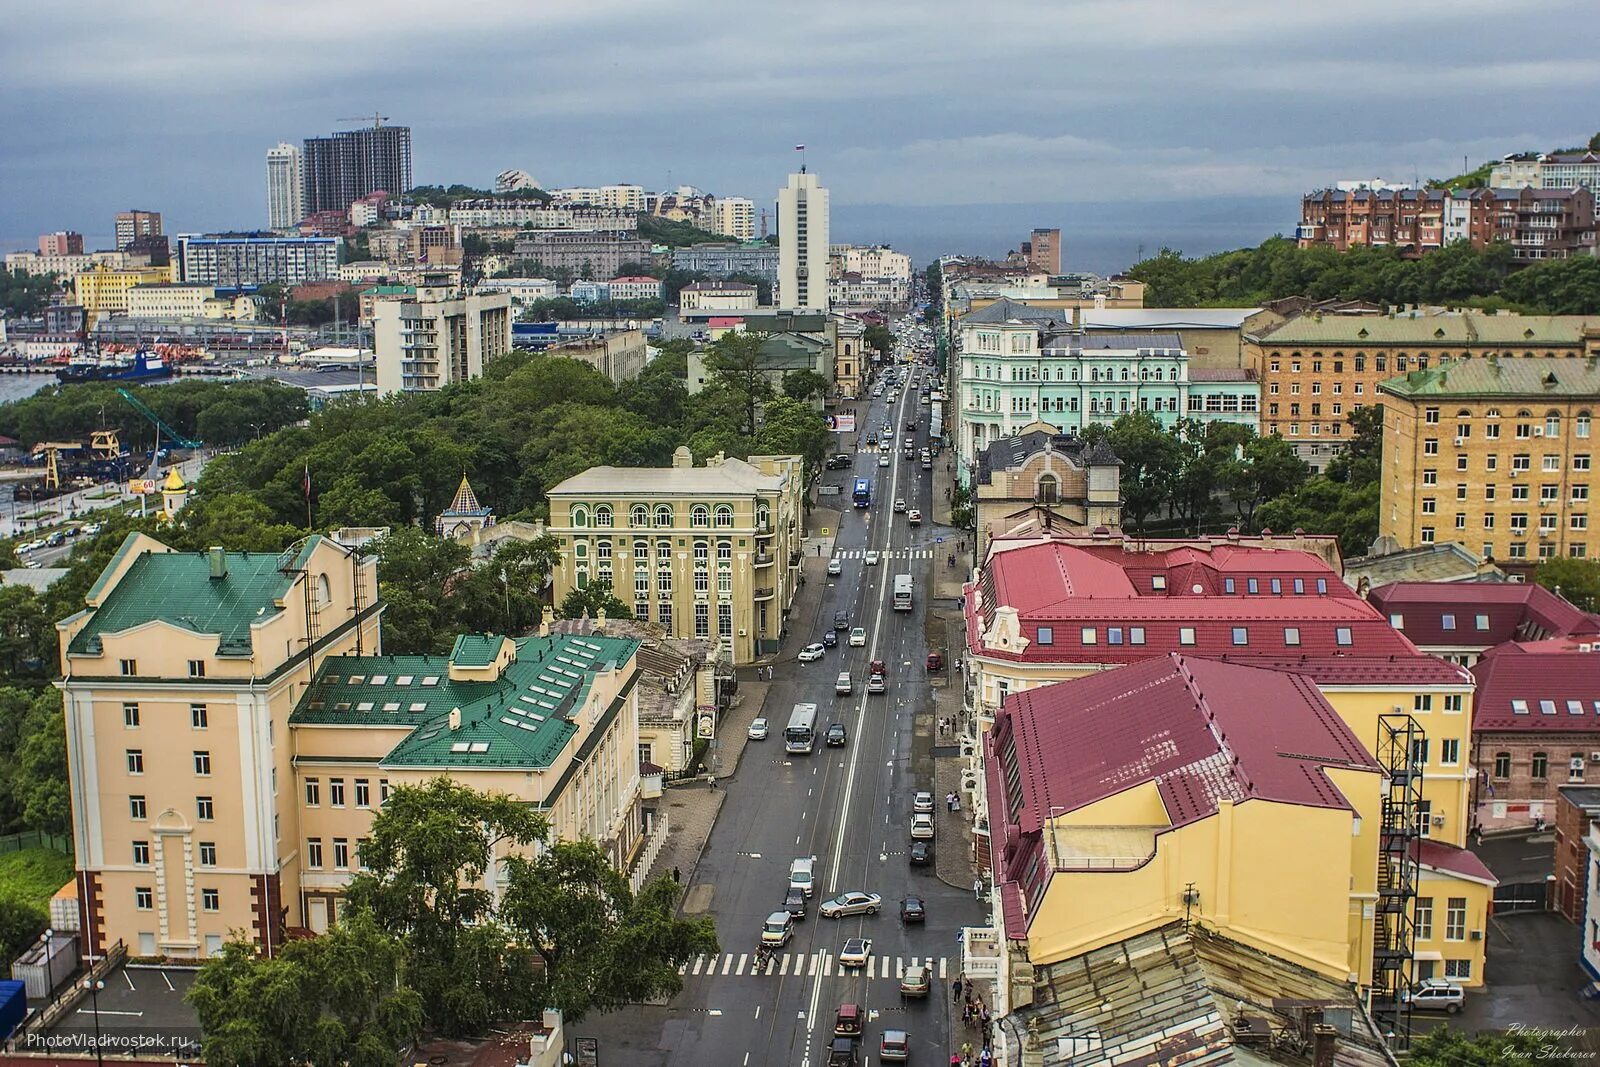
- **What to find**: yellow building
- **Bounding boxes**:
[962,534,1493,990]
[126,283,217,320]
[546,447,806,664]
[73,264,174,326]
[1379,358,1600,566]
[57,533,648,958]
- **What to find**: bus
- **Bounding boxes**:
[852,477,872,507]
[785,703,819,754]
[893,574,913,612]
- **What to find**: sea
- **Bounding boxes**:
[0,372,55,406]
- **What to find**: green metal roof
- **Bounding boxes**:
[1378,358,1600,400]
[448,633,504,668]
[69,538,298,657]
[290,633,641,771]
[1257,313,1598,347]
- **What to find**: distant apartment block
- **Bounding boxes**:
[178,234,340,288]
[607,276,664,302]
[5,250,126,278]
[830,245,912,282]
[670,242,778,283]
[1298,185,1596,262]
[679,281,758,312]
[373,289,512,394]
[73,265,176,327]
[448,200,634,230]
[512,230,652,277]
[495,169,539,193]
[778,172,829,311]
[552,184,646,212]
[712,197,756,241]
[1024,227,1061,275]
[266,143,305,230]
[1489,154,1544,189]
[1542,151,1600,190]
[302,123,412,215]
[39,232,83,256]
[114,210,162,252]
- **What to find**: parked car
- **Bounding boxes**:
[748,718,769,740]
[926,652,944,671]
[839,937,872,968]
[910,813,935,840]
[799,642,827,663]
[849,627,867,646]
[899,896,926,923]
[899,963,930,997]
[827,557,843,576]
[820,891,882,918]
[908,840,932,866]
[879,1030,910,1062]
[1404,979,1464,1013]
[826,722,848,746]
[867,674,886,694]
[912,791,935,813]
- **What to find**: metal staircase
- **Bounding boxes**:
[1371,713,1423,1048]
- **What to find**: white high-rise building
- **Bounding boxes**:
[266,142,304,230]
[713,197,756,241]
[778,171,829,311]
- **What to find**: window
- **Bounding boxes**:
[305,778,320,806]
[1107,627,1124,645]
[1411,738,1430,766]
[329,778,346,807]
[193,751,211,776]
[1316,579,1328,594]
[122,702,140,728]
[1130,627,1146,645]
[1179,627,1196,646]
[1414,694,1433,713]
[1445,959,1472,980]
[1573,754,1587,782]
[379,779,391,804]
[1079,627,1096,645]
[1151,575,1167,591]
[126,749,144,775]
[1224,578,1236,594]
[135,887,153,911]
[1415,897,1433,939]
[129,795,146,820]
[1493,751,1511,778]
[630,504,648,527]
[132,841,150,866]
[306,838,323,868]
[1440,613,1456,631]
[333,839,350,870]
[1033,626,1054,646]
[202,888,219,912]
[594,505,612,528]
[653,505,673,528]
[1444,898,1467,941]
[196,796,214,821]
[1541,699,1558,715]
[1335,627,1353,646]
[188,660,206,678]
[191,704,208,729]
[1231,627,1248,646]
[1247,577,1259,594]
[199,842,216,867]
[1283,627,1301,646]
[1444,694,1463,713]
[1440,739,1460,765]
[690,504,709,528]
[1532,751,1549,779]
[120,659,137,676]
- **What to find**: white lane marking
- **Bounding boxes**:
[939,957,949,978]
[708,1009,723,1016]
[160,971,174,992]
[692,954,706,975]
[77,1008,143,1017]
[123,969,136,990]
[736,953,748,975]
[779,952,792,975]
[721,954,734,976]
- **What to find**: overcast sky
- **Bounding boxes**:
[3,0,1597,259]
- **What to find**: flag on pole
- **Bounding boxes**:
[303,463,312,500]
[795,144,805,151]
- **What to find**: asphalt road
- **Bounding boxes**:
[578,343,979,1065]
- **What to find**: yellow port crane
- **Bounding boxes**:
[30,442,83,491]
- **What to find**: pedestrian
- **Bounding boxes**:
[974,876,984,900]
[962,1001,972,1026]
[980,1047,992,1067]
[950,1056,961,1067]
[953,792,961,813]
[671,866,681,883]
[952,977,963,1002]
[982,1006,991,1028]
[961,1041,973,1065]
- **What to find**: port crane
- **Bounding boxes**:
[117,388,202,451]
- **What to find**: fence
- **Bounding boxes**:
[631,814,670,894]
[0,830,70,856]
[1494,880,1548,915]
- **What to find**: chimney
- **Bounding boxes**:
[1312,1024,1337,1067]
[539,605,554,638]
[208,546,227,581]
[448,707,462,731]
[595,606,607,633]
[671,445,693,469]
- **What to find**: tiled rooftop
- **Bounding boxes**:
[1471,642,1600,732]
[1380,358,1600,400]
[1369,580,1600,648]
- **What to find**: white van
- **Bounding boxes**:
[835,672,853,695]
[790,856,816,897]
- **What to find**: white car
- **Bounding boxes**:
[798,642,827,663]
[910,813,935,840]
[893,499,907,513]
[848,627,867,647]
[864,550,881,566]
[749,718,769,740]
[839,937,873,969]
[827,558,843,576]
[913,791,935,814]
[83,522,103,535]
[878,455,889,467]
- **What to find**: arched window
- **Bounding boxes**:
[691,504,710,528]
[714,505,734,528]
[756,504,770,528]
[1036,474,1058,504]
[1545,411,1561,437]
[1531,751,1549,780]
[630,504,649,528]
[316,573,332,607]
[656,540,672,563]
[1578,410,1592,439]
[1493,751,1511,779]
[570,506,588,529]
[654,505,673,528]
[633,541,648,561]
[594,505,613,528]
[598,542,612,562]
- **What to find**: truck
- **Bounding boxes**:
[852,477,871,507]
[0,980,25,1043]
[893,574,913,612]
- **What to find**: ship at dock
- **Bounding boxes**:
[55,350,173,384]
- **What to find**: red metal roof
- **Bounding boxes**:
[1410,839,1498,886]
[1471,642,1600,731]
[1368,581,1600,648]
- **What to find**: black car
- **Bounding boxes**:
[905,420,917,431]
[899,896,926,923]
[826,453,851,470]
[822,629,839,648]
[866,433,878,446]
[784,887,808,919]
[833,611,850,631]
[908,840,932,866]
[825,722,848,746]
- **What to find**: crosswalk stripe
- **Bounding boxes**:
[721,955,734,976]
[939,957,948,979]
[682,952,952,980]
[736,953,748,976]
[896,959,905,978]
[691,955,705,975]
[779,953,792,975]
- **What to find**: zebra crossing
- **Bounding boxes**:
[678,951,949,981]
[833,548,936,560]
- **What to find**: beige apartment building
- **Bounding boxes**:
[57,532,647,958]
[73,264,176,327]
[1378,359,1600,566]
[546,448,807,664]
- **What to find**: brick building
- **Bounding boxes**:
[1552,786,1600,958]
[1297,185,1596,262]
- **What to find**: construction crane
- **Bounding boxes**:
[30,442,83,491]
[117,388,202,451]
[337,113,389,129]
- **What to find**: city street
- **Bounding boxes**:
[578,352,981,1064]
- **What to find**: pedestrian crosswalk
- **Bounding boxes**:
[834,549,936,560]
[678,951,949,981]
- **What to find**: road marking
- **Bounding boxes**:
[939,958,949,978]
[78,1008,143,1017]
[160,971,174,991]
[123,970,136,990]
[708,1009,723,1016]
[721,954,734,975]
[744,1053,750,1065]
[692,955,706,975]
[779,953,792,975]
[736,953,748,975]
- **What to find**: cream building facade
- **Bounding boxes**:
[373,289,512,394]
[546,448,807,664]
[74,264,176,327]
[713,197,756,242]
[778,171,829,311]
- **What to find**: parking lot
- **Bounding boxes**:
[22,962,202,1058]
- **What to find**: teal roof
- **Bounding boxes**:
[448,633,504,668]
[69,537,298,657]
[1378,358,1600,400]
[290,633,641,770]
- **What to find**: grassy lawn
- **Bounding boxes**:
[0,847,74,911]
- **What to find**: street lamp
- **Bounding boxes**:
[39,928,53,998]
[83,978,105,1067]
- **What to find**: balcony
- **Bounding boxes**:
[961,926,1003,982]
[754,552,775,568]
[753,586,775,601]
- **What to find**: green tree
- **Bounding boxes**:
[559,578,631,622]
[1103,411,1183,531]
[500,839,718,1023]
[756,395,829,473]
[1220,433,1309,526]
[702,332,773,438]
[174,492,305,552]
[863,325,894,359]
[0,898,46,970]
[1533,556,1600,612]
[186,911,423,1067]
[345,779,546,1037]
[12,688,70,833]
[0,585,53,676]
[782,368,829,403]
[372,527,470,655]
[1408,1026,1545,1066]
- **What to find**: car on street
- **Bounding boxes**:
[1404,978,1464,1013]
[826,722,848,747]
[893,498,907,512]
[835,672,853,695]
[82,522,103,535]
[864,550,880,566]
[881,423,892,437]
[820,891,882,918]
[879,1029,909,1062]
[822,629,839,648]
[839,937,872,968]
[913,791,935,813]
[799,642,827,663]
[908,840,932,866]
[906,420,918,431]
[878,454,889,467]
[910,813,935,839]
[900,896,926,923]
[827,1038,859,1067]
[833,611,850,631]
[834,1002,863,1038]
[784,887,808,919]
[869,658,886,675]
[748,718,769,740]
[848,626,867,646]
[907,509,921,525]
[866,433,878,446]
[761,911,794,948]
[925,652,944,671]
[826,454,851,470]
[867,673,886,694]
[827,558,843,576]
[899,964,930,998]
